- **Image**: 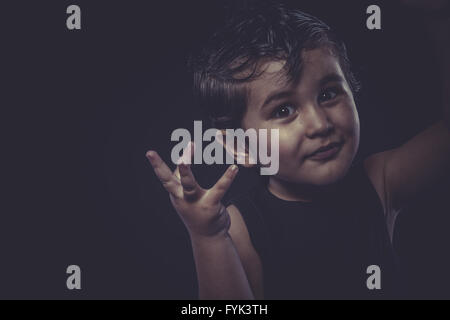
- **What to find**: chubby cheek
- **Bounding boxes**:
[274,102,359,183]
[273,125,306,178]
[251,120,304,178]
[334,101,360,156]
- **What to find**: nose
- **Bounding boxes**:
[303,104,334,138]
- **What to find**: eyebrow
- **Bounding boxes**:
[260,90,294,110]
[318,73,345,88]
[259,72,345,110]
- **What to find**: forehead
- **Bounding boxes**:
[245,48,344,108]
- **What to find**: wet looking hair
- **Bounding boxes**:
[188,2,360,129]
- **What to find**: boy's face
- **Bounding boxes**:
[241,47,360,186]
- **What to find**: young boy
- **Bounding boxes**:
[146,1,450,299]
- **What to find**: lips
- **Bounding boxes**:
[307,141,343,160]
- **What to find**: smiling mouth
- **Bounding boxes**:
[307,142,343,161]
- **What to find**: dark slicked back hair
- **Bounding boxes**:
[188,1,359,129]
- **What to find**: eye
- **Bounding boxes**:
[272,104,296,118]
[318,87,340,104]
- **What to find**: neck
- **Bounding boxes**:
[267,175,339,202]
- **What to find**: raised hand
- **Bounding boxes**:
[146,142,239,239]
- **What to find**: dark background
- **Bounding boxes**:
[1,0,449,299]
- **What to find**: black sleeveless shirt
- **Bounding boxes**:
[228,160,404,299]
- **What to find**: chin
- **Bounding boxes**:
[301,156,352,186]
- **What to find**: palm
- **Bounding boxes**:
[146,142,238,237]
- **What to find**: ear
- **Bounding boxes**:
[215,129,258,168]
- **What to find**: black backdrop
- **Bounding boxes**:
[1,0,449,299]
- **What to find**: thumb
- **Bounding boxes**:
[207,165,239,203]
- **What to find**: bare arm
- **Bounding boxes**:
[146,142,255,299]
[365,3,450,231]
[385,5,450,212]
[189,204,264,300]
[385,121,450,212]
[190,230,255,300]
[227,205,264,299]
